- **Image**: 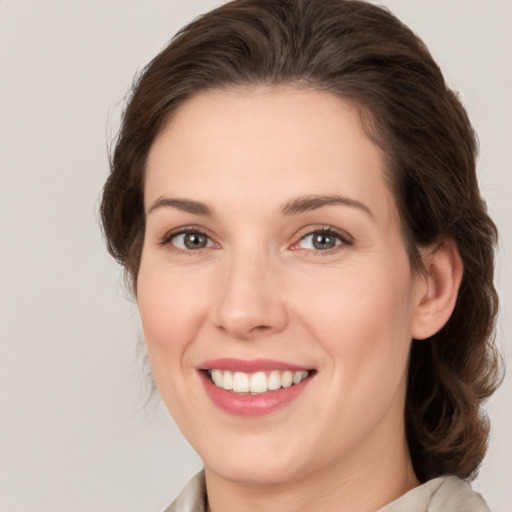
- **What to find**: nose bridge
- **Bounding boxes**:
[213,242,288,339]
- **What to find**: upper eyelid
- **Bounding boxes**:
[288,227,354,255]
[160,225,213,240]
[295,225,353,244]
[157,224,353,249]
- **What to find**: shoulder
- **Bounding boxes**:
[162,471,206,512]
[164,472,490,512]
[378,475,491,512]
[428,476,490,511]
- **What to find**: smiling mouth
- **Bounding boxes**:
[206,369,312,395]
[199,360,316,415]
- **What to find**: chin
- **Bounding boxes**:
[207,458,303,486]
[199,437,308,485]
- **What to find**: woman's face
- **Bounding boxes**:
[138,87,426,485]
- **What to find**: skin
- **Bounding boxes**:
[137,87,462,512]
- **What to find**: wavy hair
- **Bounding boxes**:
[100,0,501,480]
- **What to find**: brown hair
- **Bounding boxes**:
[100,0,501,481]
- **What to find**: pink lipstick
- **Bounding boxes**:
[198,358,314,416]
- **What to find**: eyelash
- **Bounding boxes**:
[159,225,353,255]
[159,227,216,254]
[291,226,353,254]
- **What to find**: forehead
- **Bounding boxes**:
[145,86,395,224]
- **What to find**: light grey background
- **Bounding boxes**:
[1,1,510,511]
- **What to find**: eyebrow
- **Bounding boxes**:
[147,197,214,216]
[147,193,374,220]
[280,194,374,220]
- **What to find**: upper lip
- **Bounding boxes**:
[197,358,312,373]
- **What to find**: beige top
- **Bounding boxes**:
[164,471,490,512]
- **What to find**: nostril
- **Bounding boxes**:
[216,323,274,340]
[252,325,273,333]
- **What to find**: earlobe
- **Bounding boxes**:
[411,239,463,340]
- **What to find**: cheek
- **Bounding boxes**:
[302,267,415,440]
[135,263,213,421]
[298,258,415,380]
[136,260,210,370]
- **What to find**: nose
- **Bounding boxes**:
[213,251,288,340]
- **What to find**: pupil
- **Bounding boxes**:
[185,233,207,249]
[313,233,335,250]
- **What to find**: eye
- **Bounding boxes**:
[166,231,214,250]
[294,227,352,251]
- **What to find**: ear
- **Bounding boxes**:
[411,238,463,340]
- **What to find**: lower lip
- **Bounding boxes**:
[199,372,312,417]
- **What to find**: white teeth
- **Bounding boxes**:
[209,369,310,394]
[281,371,293,388]
[249,372,267,393]
[267,370,281,391]
[233,372,250,392]
[293,371,307,384]
[211,369,223,387]
[222,371,233,390]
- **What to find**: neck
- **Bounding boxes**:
[204,424,419,512]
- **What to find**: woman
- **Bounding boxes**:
[100,0,501,510]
